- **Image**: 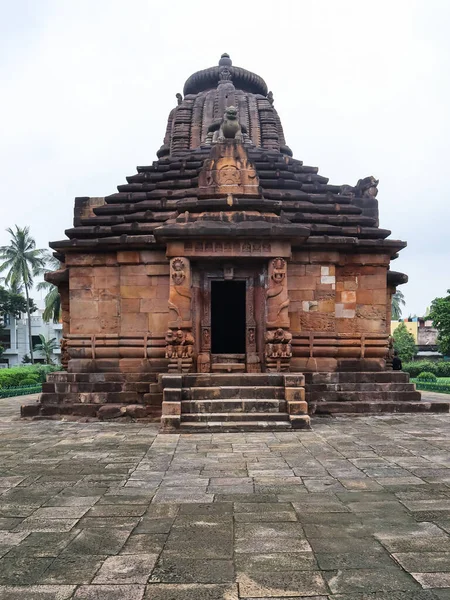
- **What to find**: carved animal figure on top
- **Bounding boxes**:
[213,106,243,143]
[355,176,379,198]
[176,93,182,106]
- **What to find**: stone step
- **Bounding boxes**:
[181,399,285,413]
[40,391,141,404]
[21,402,162,419]
[211,363,246,373]
[312,401,450,415]
[179,420,292,432]
[182,373,286,387]
[305,371,410,384]
[48,372,157,383]
[184,386,285,400]
[306,383,416,392]
[46,382,151,394]
[182,411,290,422]
[307,390,421,403]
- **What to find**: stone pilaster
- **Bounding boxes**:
[166,257,194,373]
[265,257,292,372]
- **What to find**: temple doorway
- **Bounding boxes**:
[211,281,246,354]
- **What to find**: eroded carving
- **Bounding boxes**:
[168,257,192,327]
[213,106,243,143]
[355,176,379,198]
[267,258,290,328]
[265,328,292,372]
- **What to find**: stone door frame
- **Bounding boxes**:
[192,262,266,373]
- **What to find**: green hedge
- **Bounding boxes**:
[412,379,450,394]
[0,384,42,398]
[416,372,438,381]
[0,365,60,389]
[403,361,450,378]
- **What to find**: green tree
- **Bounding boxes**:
[429,289,450,356]
[0,287,37,362]
[37,255,61,323]
[0,226,47,363]
[33,334,59,365]
[391,289,406,320]
[0,287,36,318]
[393,322,417,361]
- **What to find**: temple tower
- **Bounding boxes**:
[26,54,436,430]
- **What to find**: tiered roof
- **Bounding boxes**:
[51,54,406,259]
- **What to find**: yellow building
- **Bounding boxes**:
[390,321,418,343]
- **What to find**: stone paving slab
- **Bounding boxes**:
[4,394,450,597]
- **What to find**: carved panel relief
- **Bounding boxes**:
[168,257,192,328]
[266,258,292,371]
[267,258,290,329]
[166,257,194,373]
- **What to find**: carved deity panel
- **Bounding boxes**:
[267,257,290,329]
[198,142,260,197]
[168,257,192,328]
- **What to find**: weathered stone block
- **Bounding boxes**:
[162,401,181,416]
[290,414,312,429]
[287,401,308,415]
[285,387,306,402]
[284,374,305,387]
[160,415,180,431]
[21,403,40,417]
[163,388,182,402]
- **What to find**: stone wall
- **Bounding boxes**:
[288,251,390,371]
[64,251,170,373]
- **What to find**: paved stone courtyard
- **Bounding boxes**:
[2,395,450,599]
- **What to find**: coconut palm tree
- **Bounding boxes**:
[0,226,47,363]
[391,289,406,321]
[37,254,61,323]
[33,334,59,365]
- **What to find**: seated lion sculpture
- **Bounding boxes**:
[212,106,243,143]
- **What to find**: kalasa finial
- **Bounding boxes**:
[219,53,232,67]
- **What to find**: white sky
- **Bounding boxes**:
[1,0,449,316]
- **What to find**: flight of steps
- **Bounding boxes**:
[306,371,450,415]
[160,373,310,432]
[22,371,163,420]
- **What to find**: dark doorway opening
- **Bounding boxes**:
[211,281,246,354]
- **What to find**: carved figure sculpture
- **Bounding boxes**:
[165,329,175,359]
[165,328,194,361]
[213,106,243,143]
[265,328,293,359]
[267,91,274,105]
[267,257,290,328]
[176,93,182,105]
[168,257,192,327]
[355,176,379,198]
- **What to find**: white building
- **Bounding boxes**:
[0,310,62,367]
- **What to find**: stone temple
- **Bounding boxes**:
[27,53,437,430]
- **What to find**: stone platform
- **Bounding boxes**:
[5,393,450,598]
[26,370,450,428]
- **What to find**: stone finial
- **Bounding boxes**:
[267,91,274,105]
[176,93,182,106]
[219,52,232,67]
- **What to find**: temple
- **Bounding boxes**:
[27,53,441,431]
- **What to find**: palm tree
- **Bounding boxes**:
[37,255,61,323]
[0,226,47,363]
[33,334,59,365]
[391,289,406,321]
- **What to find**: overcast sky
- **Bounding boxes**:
[1,0,449,316]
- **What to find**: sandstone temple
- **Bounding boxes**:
[27,53,439,430]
